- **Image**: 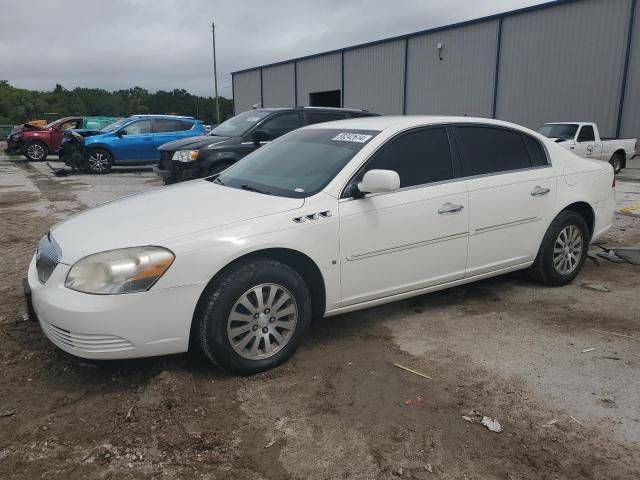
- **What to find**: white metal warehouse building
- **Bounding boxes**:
[231,0,640,142]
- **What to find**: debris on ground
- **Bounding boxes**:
[542,419,559,428]
[581,348,596,353]
[461,409,503,433]
[393,363,433,380]
[569,415,584,427]
[263,439,276,449]
[590,328,639,340]
[581,283,610,292]
[0,410,17,418]
[403,395,424,406]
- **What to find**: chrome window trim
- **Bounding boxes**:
[338,122,552,201]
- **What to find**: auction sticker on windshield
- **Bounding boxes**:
[332,133,373,143]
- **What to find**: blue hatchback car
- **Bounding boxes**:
[82,115,205,173]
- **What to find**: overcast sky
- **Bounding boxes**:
[0,0,553,98]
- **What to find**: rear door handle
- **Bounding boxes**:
[438,202,464,214]
[531,186,550,196]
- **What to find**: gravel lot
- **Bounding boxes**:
[1,145,639,479]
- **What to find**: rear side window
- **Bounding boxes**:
[357,127,454,188]
[577,125,595,142]
[454,126,531,176]
[304,112,348,125]
[154,119,186,133]
[524,135,549,167]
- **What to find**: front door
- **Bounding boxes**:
[339,126,469,306]
[452,125,557,276]
[112,119,153,162]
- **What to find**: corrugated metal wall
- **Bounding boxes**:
[343,40,405,114]
[262,63,295,107]
[621,0,640,142]
[406,20,499,117]
[496,0,632,136]
[296,53,342,106]
[233,70,261,113]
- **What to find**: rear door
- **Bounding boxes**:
[453,125,557,277]
[153,119,197,154]
[111,119,153,162]
[339,126,469,305]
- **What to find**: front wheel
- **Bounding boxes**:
[610,153,623,174]
[528,210,589,286]
[196,259,311,374]
[85,149,113,174]
[24,141,48,161]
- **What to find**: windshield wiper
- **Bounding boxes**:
[239,183,271,195]
[212,176,224,185]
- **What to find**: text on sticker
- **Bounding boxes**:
[332,133,373,143]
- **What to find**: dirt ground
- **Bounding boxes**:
[1,147,639,480]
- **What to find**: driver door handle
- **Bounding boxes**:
[531,186,550,196]
[438,202,464,214]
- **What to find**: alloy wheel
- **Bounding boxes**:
[226,283,298,360]
[553,225,583,275]
[87,152,109,172]
[27,143,45,160]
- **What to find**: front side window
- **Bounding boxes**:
[259,113,302,139]
[216,128,378,198]
[454,126,531,176]
[353,127,454,188]
[125,120,151,135]
[577,125,595,142]
[101,118,129,133]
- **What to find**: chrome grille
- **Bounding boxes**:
[36,232,61,283]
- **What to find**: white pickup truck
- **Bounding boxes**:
[537,122,637,174]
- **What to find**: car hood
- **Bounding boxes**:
[51,180,304,264]
[158,135,233,151]
[11,123,42,135]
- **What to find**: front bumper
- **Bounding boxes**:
[27,254,205,360]
[4,139,22,155]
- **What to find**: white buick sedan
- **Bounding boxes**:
[26,116,615,374]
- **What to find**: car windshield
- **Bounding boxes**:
[215,128,379,198]
[537,124,578,141]
[210,110,271,137]
[100,118,130,132]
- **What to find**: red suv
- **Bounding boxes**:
[6,117,83,161]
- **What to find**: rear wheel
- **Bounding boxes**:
[528,210,589,286]
[610,153,623,174]
[196,259,311,374]
[85,149,113,174]
[24,141,48,161]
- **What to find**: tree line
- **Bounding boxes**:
[0,81,233,125]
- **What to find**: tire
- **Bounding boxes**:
[24,141,48,161]
[528,210,589,286]
[85,148,113,174]
[609,153,623,174]
[196,259,311,375]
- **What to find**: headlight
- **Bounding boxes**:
[65,246,175,295]
[172,150,199,162]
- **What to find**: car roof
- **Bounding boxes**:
[129,114,197,120]
[304,115,532,132]
[254,107,375,114]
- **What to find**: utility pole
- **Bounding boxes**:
[212,22,220,124]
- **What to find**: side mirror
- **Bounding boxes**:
[252,129,270,144]
[357,169,401,196]
[117,129,127,137]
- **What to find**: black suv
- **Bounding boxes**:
[154,107,379,184]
